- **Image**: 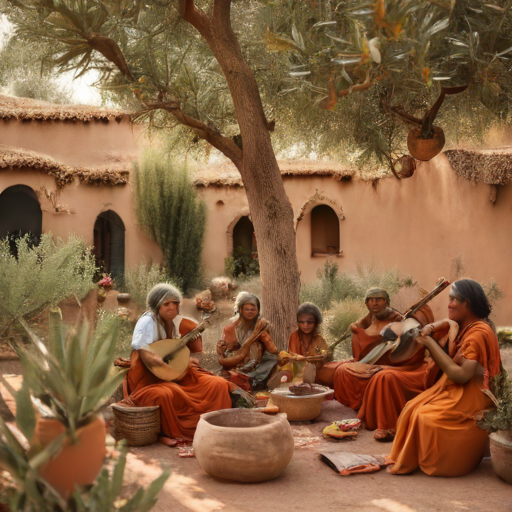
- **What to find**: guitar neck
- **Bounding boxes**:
[163,319,210,361]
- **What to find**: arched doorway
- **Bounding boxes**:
[0,185,42,254]
[93,210,125,282]
[233,216,256,254]
[311,205,340,255]
[231,215,258,277]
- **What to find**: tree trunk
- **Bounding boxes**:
[181,0,301,348]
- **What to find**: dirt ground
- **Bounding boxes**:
[1,328,511,511]
[118,346,512,512]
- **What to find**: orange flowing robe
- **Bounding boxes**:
[125,318,232,441]
[333,326,427,411]
[389,321,502,476]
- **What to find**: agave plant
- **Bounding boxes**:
[13,309,127,438]
[0,411,169,512]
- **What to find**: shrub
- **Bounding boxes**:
[224,247,260,279]
[479,371,512,432]
[124,262,169,309]
[300,261,412,311]
[96,309,135,358]
[0,234,96,329]
[133,151,206,293]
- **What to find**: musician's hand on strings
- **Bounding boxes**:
[420,324,434,337]
[415,335,435,348]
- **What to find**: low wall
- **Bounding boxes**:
[198,154,512,325]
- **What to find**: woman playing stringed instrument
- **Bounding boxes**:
[123,283,232,444]
[217,292,279,392]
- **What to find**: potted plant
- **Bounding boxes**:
[0,405,169,512]
[8,309,127,498]
[479,370,512,485]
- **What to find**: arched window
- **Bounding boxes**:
[232,216,256,254]
[93,210,125,281]
[0,185,42,254]
[311,205,340,255]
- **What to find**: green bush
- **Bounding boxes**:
[0,234,96,329]
[133,151,206,293]
[96,309,135,358]
[300,261,412,311]
[124,262,169,309]
[224,247,260,279]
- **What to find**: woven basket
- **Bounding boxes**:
[111,404,160,446]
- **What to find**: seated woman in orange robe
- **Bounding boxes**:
[124,283,232,443]
[217,292,279,392]
[269,302,328,387]
[333,288,434,442]
[389,279,502,477]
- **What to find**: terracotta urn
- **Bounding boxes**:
[193,409,294,482]
[34,414,106,497]
[490,430,512,485]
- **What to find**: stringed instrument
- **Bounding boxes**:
[360,277,450,365]
[140,312,217,382]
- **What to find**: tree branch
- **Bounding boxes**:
[178,0,212,40]
[141,101,243,167]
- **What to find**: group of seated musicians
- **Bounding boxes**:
[122,279,502,478]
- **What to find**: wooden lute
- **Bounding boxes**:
[140,313,217,382]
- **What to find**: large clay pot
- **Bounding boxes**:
[269,386,332,422]
[193,409,294,482]
[490,430,512,485]
[34,414,106,497]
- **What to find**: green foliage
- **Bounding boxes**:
[124,262,168,310]
[480,371,512,432]
[264,0,512,170]
[0,312,168,511]
[0,27,72,103]
[0,234,96,329]
[224,247,260,279]
[133,151,206,293]
[300,260,411,310]
[0,427,168,512]
[14,310,126,437]
[95,309,134,358]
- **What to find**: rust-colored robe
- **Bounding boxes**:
[389,321,502,476]
[217,322,278,391]
[125,318,232,441]
[333,306,435,430]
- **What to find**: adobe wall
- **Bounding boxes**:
[0,169,162,268]
[0,117,144,166]
[197,155,512,325]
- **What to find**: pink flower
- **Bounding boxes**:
[98,274,112,287]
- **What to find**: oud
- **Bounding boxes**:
[140,313,218,382]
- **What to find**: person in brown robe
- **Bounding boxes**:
[333,288,436,441]
[123,283,232,443]
[217,292,279,392]
[389,279,502,476]
[269,302,328,387]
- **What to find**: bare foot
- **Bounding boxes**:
[159,436,178,447]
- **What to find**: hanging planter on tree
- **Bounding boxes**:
[392,155,416,178]
[391,85,468,161]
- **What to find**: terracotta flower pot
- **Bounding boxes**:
[490,430,512,485]
[34,414,106,497]
[193,409,294,482]
[407,126,445,161]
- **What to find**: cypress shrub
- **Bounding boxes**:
[133,152,206,292]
